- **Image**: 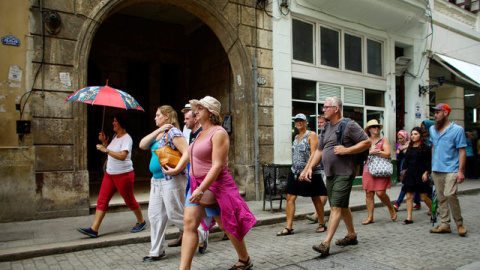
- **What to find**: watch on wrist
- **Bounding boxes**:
[105,149,110,154]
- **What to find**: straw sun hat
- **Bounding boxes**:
[364,119,383,133]
[189,96,221,117]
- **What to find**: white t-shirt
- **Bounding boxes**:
[106,133,133,175]
[183,125,191,143]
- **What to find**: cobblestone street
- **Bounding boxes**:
[1,192,479,270]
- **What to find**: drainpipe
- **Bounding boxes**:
[253,57,260,201]
[253,0,260,201]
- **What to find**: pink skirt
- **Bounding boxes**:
[362,163,391,191]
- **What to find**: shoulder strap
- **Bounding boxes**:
[321,122,330,138]
[336,118,351,145]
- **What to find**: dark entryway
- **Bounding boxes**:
[86,2,232,205]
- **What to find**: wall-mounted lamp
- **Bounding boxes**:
[419,76,445,97]
[44,11,62,35]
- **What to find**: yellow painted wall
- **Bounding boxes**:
[0,0,29,146]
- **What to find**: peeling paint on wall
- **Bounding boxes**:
[235,87,245,100]
[237,74,242,86]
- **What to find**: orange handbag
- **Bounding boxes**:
[154,131,181,168]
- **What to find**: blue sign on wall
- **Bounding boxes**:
[2,35,20,46]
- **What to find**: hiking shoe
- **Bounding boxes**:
[312,241,330,256]
[306,214,318,223]
[335,234,358,246]
[198,230,209,254]
[131,221,147,233]
[77,227,98,238]
[457,224,467,236]
[142,251,166,262]
[413,204,421,210]
[168,234,183,247]
[430,225,451,234]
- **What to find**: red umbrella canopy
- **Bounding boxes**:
[65,85,144,111]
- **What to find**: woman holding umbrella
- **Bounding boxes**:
[77,115,146,238]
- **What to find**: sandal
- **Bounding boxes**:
[403,219,413,225]
[390,209,398,221]
[362,218,374,225]
[276,228,294,236]
[315,224,327,233]
[312,241,330,256]
[228,256,253,270]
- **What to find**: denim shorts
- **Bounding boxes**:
[326,175,355,208]
[185,187,221,217]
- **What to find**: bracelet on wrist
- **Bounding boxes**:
[105,149,110,154]
[199,190,204,196]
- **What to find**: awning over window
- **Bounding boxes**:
[433,53,480,88]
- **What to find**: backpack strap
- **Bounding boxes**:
[321,122,330,138]
[336,118,352,145]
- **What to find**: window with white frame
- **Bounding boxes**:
[292,19,314,64]
[292,79,385,134]
[320,26,339,68]
[344,33,362,72]
[292,18,384,77]
[367,39,383,76]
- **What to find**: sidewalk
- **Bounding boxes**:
[1,179,479,262]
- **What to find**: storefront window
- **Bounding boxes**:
[365,89,384,107]
[464,89,480,131]
[292,101,317,140]
[292,78,316,101]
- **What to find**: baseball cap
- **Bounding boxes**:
[432,103,451,114]
[293,113,307,121]
[181,103,191,113]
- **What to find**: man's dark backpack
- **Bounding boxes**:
[321,118,369,166]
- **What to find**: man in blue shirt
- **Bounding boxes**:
[429,103,467,236]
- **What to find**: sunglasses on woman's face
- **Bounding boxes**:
[370,125,380,129]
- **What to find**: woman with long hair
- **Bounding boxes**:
[361,119,397,225]
[401,127,433,225]
[139,105,191,262]
[164,96,256,270]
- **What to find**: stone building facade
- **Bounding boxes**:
[1,0,274,222]
[2,0,478,223]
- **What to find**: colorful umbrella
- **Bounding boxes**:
[65,82,144,130]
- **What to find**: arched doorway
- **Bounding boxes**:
[74,0,255,206]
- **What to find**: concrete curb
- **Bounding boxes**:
[1,187,478,262]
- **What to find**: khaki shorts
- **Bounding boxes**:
[326,175,355,208]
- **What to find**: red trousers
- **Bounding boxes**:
[96,171,140,211]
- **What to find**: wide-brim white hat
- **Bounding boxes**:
[189,96,221,117]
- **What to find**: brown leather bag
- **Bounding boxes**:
[154,131,181,168]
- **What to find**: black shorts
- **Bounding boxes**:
[285,171,327,197]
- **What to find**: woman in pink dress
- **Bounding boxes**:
[361,119,397,225]
[164,96,256,270]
